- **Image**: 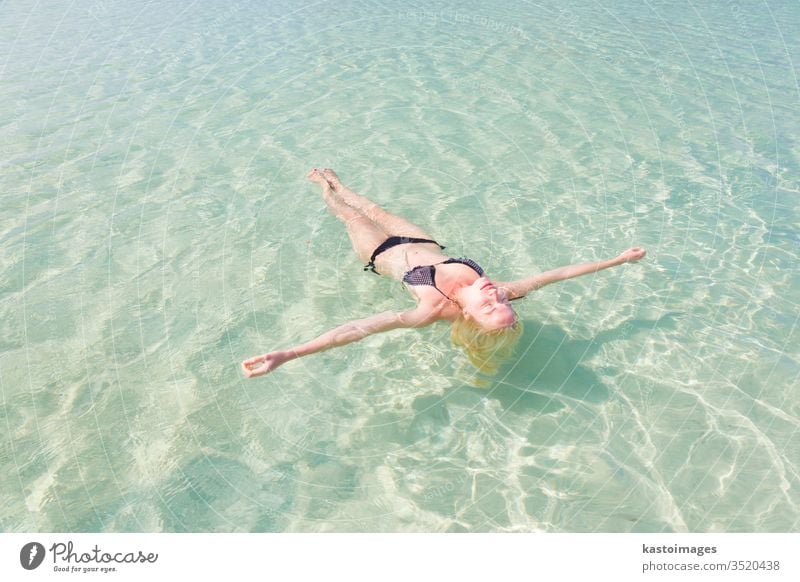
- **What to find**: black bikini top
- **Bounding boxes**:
[402,257,485,301]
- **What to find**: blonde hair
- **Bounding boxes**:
[450,316,523,375]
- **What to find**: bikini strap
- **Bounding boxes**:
[429,265,455,302]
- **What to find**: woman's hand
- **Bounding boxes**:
[241,351,291,378]
[617,247,647,263]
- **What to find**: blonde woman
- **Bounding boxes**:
[241,168,646,378]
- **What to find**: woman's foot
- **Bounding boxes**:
[321,168,343,191]
[307,168,327,184]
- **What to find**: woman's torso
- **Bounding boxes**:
[373,241,481,321]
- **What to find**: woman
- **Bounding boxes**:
[242,168,646,378]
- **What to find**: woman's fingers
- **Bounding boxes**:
[242,353,281,378]
[242,361,265,378]
[242,354,267,378]
[618,247,646,263]
[242,354,264,367]
[626,247,646,261]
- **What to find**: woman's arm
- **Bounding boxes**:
[498,247,646,300]
[241,308,435,378]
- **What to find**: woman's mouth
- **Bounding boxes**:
[481,281,494,291]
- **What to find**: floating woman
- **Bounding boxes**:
[242,168,646,378]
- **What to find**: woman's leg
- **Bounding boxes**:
[322,169,435,240]
[308,169,386,264]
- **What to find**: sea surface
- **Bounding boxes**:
[1,0,798,532]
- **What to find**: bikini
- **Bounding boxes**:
[363,236,484,301]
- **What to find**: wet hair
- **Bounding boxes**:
[450,315,523,375]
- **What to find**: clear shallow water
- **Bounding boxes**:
[1,0,798,532]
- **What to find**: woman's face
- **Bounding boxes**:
[459,277,518,330]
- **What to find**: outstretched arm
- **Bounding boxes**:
[241,308,435,378]
[498,247,646,300]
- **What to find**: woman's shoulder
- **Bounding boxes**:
[418,294,463,321]
[398,302,452,326]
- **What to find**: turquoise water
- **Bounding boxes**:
[1,0,798,532]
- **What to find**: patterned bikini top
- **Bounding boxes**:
[402,257,485,301]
